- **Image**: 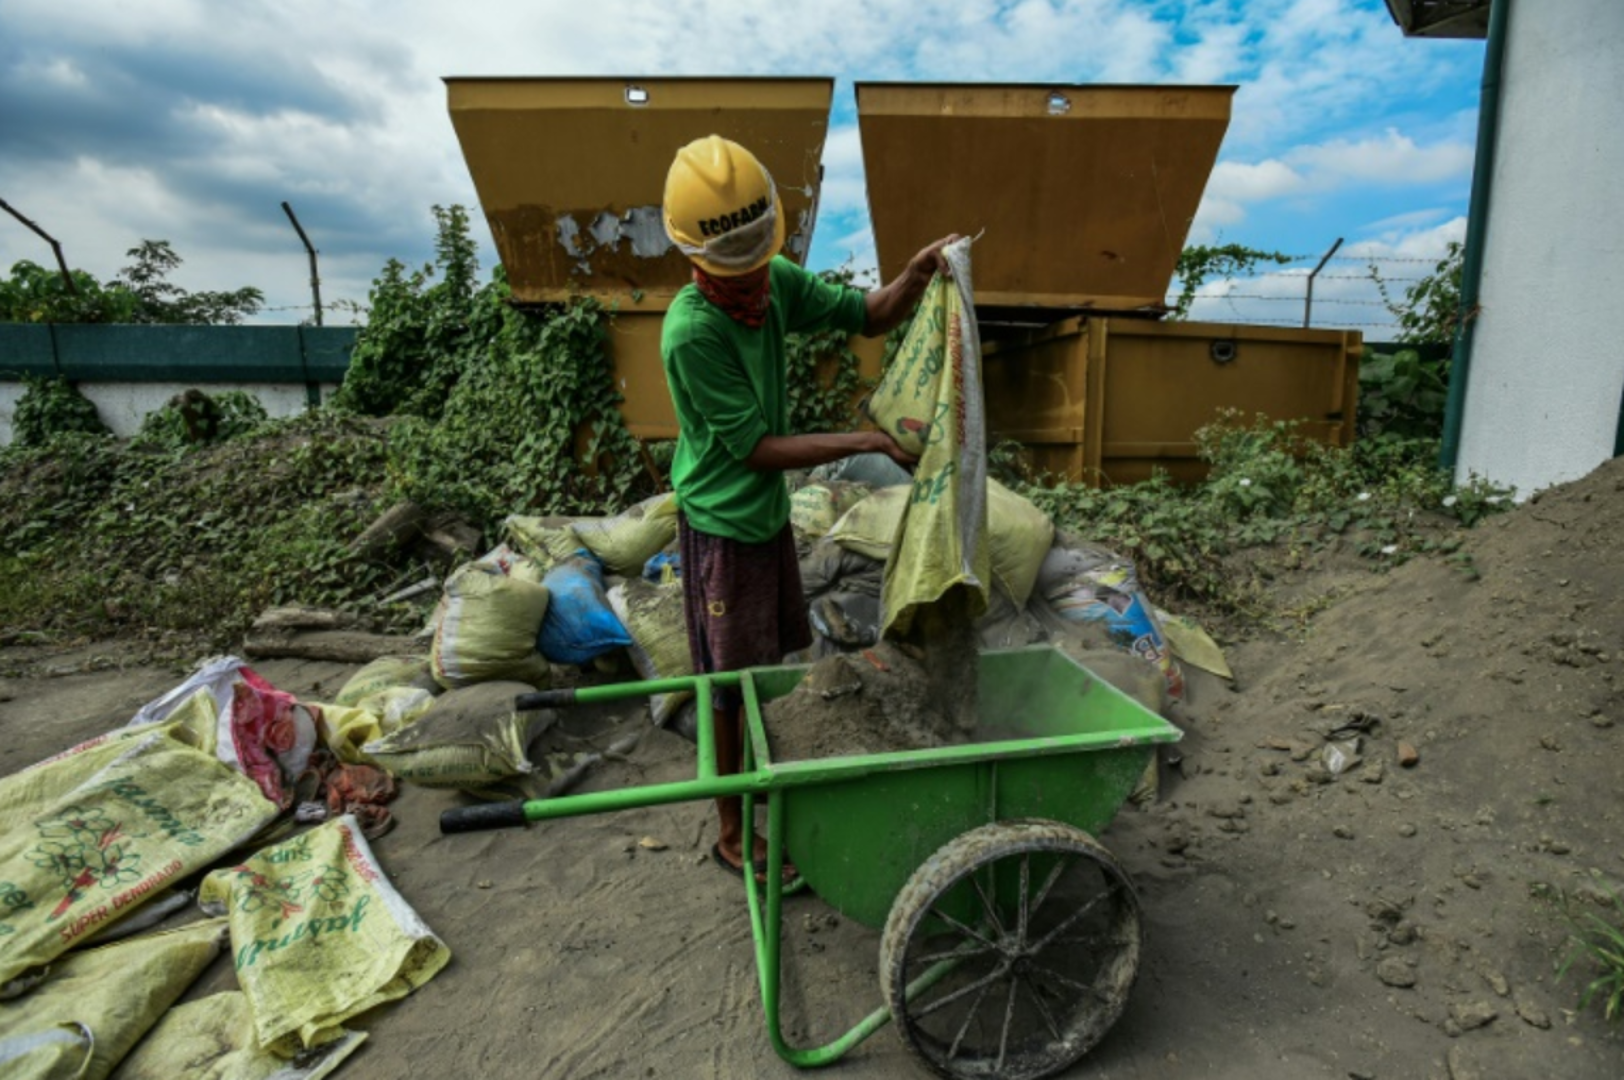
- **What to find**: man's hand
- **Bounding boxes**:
[866,429,919,468]
[905,235,959,284]
[863,233,964,337]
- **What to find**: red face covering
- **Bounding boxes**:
[692,264,771,329]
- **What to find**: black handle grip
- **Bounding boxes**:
[515,689,577,711]
[439,800,530,834]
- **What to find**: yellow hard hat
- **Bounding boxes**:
[663,135,784,277]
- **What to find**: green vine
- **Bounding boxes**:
[784,326,865,434]
[10,377,109,446]
[1170,244,1295,319]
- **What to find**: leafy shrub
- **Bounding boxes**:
[10,376,109,446]
[1,241,262,325]
[134,390,269,449]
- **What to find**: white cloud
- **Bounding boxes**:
[1290,128,1474,184]
[1208,159,1308,201]
[0,0,1486,322]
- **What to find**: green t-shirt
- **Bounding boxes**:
[662,256,868,543]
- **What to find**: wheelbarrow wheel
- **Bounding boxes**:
[879,819,1142,1080]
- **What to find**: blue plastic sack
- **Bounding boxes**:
[537,555,634,666]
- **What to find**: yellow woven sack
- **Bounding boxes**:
[501,515,584,566]
[570,493,679,577]
[0,690,219,836]
[333,656,434,707]
[789,481,870,540]
[0,730,277,986]
[0,918,225,1080]
[360,681,546,792]
[605,579,691,726]
[861,278,951,458]
[430,563,552,690]
[115,991,365,1080]
[830,480,1051,612]
[199,814,450,1053]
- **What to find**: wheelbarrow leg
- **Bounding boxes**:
[742,786,959,1068]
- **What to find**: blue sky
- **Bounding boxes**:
[0,1,1484,336]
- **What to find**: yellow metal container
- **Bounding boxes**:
[982,317,1362,485]
[445,77,835,307]
[855,82,1234,313]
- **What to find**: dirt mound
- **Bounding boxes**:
[765,643,968,762]
[1105,455,1624,1076]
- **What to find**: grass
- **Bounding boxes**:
[1553,874,1624,1022]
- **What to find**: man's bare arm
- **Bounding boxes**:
[744,430,916,472]
[862,234,960,336]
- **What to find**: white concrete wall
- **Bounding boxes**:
[1456,0,1624,496]
[0,382,339,445]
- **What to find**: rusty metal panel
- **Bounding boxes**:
[983,318,1361,485]
[446,77,834,306]
[856,83,1234,313]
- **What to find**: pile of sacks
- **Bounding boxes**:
[448,455,1226,746]
[0,659,451,1079]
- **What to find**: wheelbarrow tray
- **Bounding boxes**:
[745,645,1182,929]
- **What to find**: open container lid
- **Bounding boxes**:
[445,77,835,307]
[856,82,1235,315]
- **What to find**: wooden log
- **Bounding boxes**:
[350,500,427,559]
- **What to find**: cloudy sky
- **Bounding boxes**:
[0,0,1483,335]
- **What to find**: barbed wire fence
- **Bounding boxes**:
[1169,251,1454,340]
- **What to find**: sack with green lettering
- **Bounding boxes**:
[0,917,226,1080]
[0,688,219,837]
[115,991,366,1080]
[0,728,278,987]
[861,273,954,458]
[199,814,450,1053]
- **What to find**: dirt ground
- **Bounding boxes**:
[3,457,1623,1079]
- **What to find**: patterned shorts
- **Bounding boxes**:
[679,515,812,712]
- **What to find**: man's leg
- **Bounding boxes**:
[713,704,745,866]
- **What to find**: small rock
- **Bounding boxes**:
[1333,825,1355,840]
[1449,1001,1497,1031]
[1387,923,1418,946]
[1514,996,1551,1029]
[1539,734,1562,752]
[475,879,493,889]
[1361,759,1386,785]
[1447,1045,1481,1080]
[1398,822,1418,838]
[637,836,668,851]
[1376,957,1416,988]
[1591,714,1615,729]
[1482,970,1509,997]
[1397,742,1420,768]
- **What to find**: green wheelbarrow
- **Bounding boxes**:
[441,644,1181,1080]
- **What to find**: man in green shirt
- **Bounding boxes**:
[662,134,954,883]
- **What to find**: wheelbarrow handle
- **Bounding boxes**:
[440,800,529,833]
[515,689,578,710]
